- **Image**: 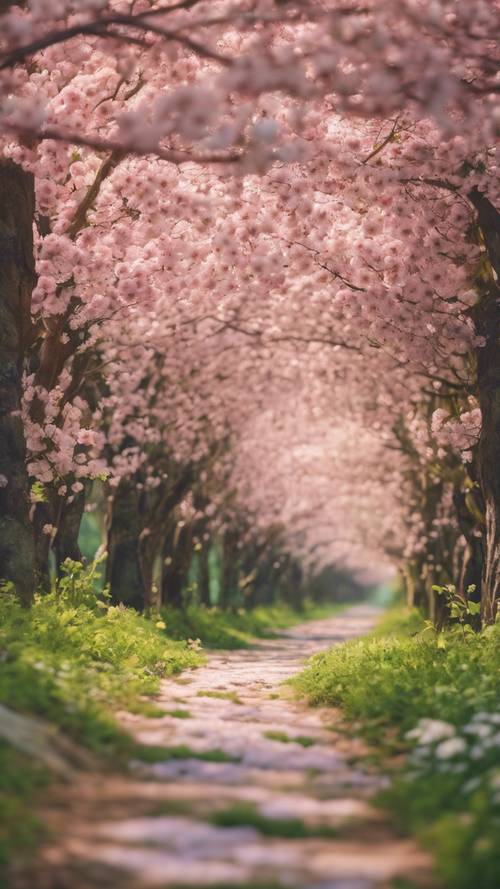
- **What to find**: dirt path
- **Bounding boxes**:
[25,605,433,889]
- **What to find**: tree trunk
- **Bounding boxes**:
[32,499,54,592]
[105,479,145,609]
[469,188,500,623]
[198,545,211,606]
[0,162,36,604]
[476,291,500,623]
[54,488,86,574]
[161,522,193,609]
[219,529,239,609]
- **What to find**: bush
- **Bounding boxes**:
[293,609,500,888]
[0,569,203,753]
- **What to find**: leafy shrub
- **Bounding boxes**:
[0,560,203,753]
[293,609,500,888]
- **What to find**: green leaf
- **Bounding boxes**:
[30,481,47,503]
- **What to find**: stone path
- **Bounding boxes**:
[25,605,434,889]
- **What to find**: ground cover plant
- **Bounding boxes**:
[294,608,500,888]
[0,559,204,883]
[162,602,342,650]
[0,557,346,882]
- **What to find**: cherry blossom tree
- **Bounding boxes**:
[0,0,499,621]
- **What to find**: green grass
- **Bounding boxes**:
[293,607,500,889]
[162,602,342,650]
[211,801,337,839]
[196,689,243,704]
[0,742,49,879]
[0,564,344,883]
[131,743,240,764]
[0,563,203,883]
[263,730,315,747]
[0,594,202,756]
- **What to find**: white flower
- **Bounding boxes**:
[0,474,8,488]
[464,722,493,739]
[435,737,467,760]
[406,718,456,745]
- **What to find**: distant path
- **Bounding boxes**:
[23,605,433,889]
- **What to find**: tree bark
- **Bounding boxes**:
[105,479,145,609]
[475,291,500,623]
[161,521,193,609]
[54,487,86,574]
[219,529,240,609]
[198,545,211,606]
[0,162,36,604]
[469,188,500,623]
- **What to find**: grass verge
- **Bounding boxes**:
[292,607,500,889]
[162,602,342,649]
[0,563,203,884]
[1,563,343,883]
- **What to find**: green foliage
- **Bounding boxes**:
[0,743,48,882]
[263,730,315,747]
[211,802,337,839]
[431,583,481,638]
[0,561,205,880]
[30,481,47,503]
[131,743,240,764]
[293,608,500,888]
[0,579,203,753]
[196,689,243,703]
[162,602,342,650]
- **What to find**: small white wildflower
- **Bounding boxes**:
[471,711,493,723]
[0,474,8,488]
[435,737,467,760]
[406,718,456,745]
[464,722,494,739]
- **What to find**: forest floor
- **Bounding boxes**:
[14,605,436,889]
